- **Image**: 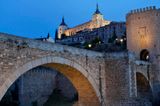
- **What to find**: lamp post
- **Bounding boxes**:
[120,38,124,48]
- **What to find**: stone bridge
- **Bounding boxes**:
[0,33,152,106]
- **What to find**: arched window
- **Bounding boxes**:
[140,49,150,61]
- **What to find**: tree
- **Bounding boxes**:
[91,37,102,45]
[55,29,58,41]
[108,27,117,43]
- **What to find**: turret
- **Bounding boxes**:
[55,29,58,42]
[58,17,68,39]
[94,3,102,15]
[92,4,104,21]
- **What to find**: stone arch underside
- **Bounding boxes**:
[136,69,149,81]
[43,63,100,105]
[0,56,100,105]
[136,72,152,101]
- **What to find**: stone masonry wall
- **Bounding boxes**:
[104,53,130,105]
[18,66,77,106]
[126,6,160,60]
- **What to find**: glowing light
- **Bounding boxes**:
[120,39,123,42]
[88,44,92,48]
[146,55,149,60]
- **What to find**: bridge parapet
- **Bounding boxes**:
[0,33,103,57]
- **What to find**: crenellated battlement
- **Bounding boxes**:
[126,6,160,17]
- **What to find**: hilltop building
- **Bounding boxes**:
[56,4,126,50]
[57,22,125,44]
[57,4,111,39]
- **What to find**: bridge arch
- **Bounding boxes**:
[0,56,100,105]
[136,72,152,100]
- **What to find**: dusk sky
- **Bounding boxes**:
[0,0,160,38]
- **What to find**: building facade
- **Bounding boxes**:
[57,4,111,39]
[56,4,126,48]
[57,22,126,45]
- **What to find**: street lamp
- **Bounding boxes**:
[88,44,92,48]
[120,39,123,43]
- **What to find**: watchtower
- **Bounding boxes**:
[127,6,160,105]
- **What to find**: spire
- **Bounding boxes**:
[94,3,101,14]
[60,16,67,26]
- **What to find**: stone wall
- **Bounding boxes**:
[126,6,160,60]
[103,53,130,105]
[112,98,152,106]
[19,66,77,106]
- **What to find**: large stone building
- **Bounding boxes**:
[58,4,111,39]
[57,22,126,45]
[56,4,126,49]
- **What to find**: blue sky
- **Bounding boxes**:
[0,0,160,38]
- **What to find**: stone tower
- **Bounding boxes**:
[58,17,68,39]
[127,6,160,105]
[126,6,160,61]
[92,4,107,28]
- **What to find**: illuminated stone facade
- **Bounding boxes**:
[58,4,111,39]
[127,6,160,60]
[57,22,126,45]
[127,6,160,105]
